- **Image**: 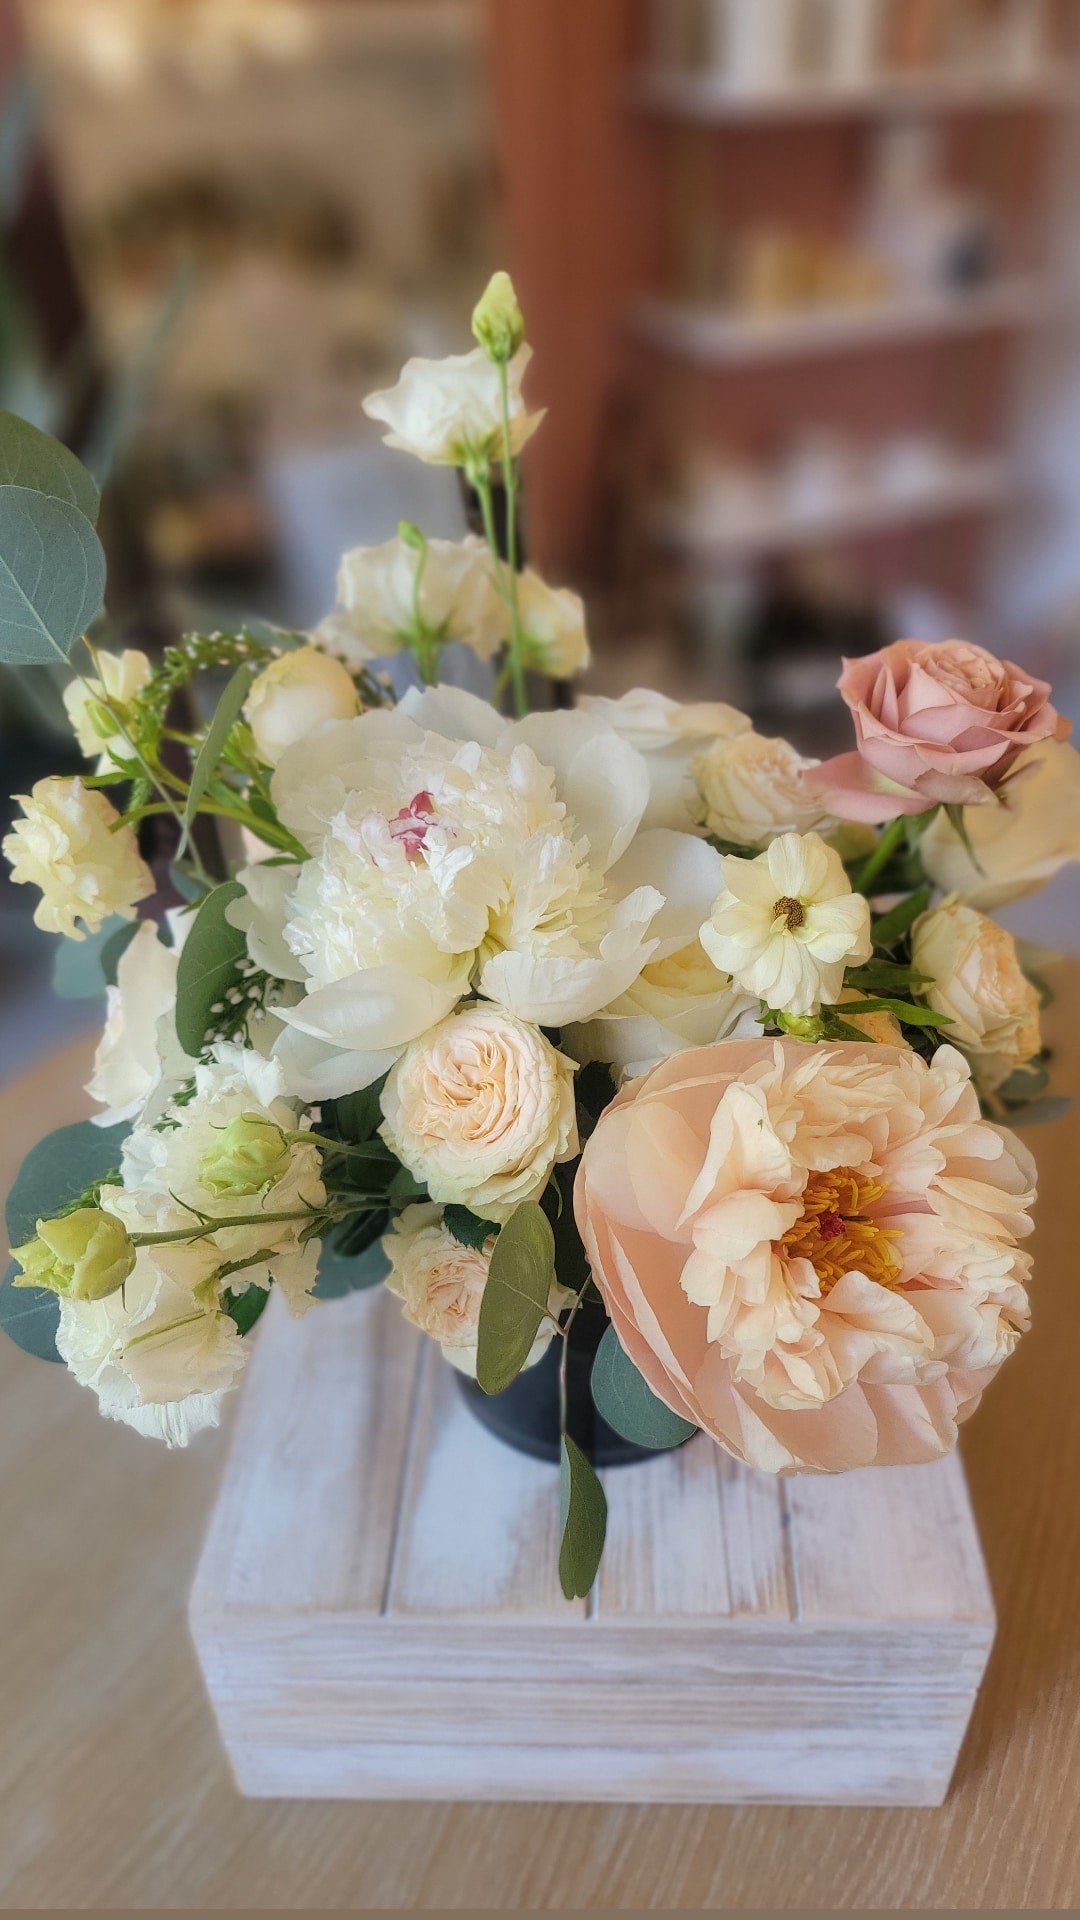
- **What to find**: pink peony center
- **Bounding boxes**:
[387,790,440,862]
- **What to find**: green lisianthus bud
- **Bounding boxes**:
[199,1113,292,1198]
[398,519,426,552]
[775,1012,827,1042]
[12,1207,136,1302]
[471,271,525,364]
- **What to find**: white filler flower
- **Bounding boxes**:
[362,344,544,468]
[316,534,506,667]
[701,832,872,1017]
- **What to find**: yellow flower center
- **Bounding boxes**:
[779,1166,902,1293]
[773,895,805,931]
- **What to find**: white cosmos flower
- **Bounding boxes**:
[315,534,506,667]
[578,687,751,831]
[86,914,190,1127]
[362,344,544,468]
[234,687,723,1101]
[701,832,873,1017]
[693,730,834,849]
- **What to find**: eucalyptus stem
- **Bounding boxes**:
[854,815,909,897]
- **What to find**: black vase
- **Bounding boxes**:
[456,1297,675,1467]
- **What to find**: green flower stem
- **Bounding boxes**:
[129,1200,385,1250]
[497,359,528,717]
[854,815,910,897]
[474,464,528,718]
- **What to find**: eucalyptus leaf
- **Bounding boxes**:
[178,662,254,857]
[5,1119,128,1247]
[0,1260,61,1362]
[1005,1095,1074,1128]
[99,918,143,987]
[0,409,99,519]
[475,1200,555,1396]
[559,1434,608,1599]
[327,1078,387,1144]
[315,1229,391,1300]
[174,880,247,1058]
[51,914,129,1000]
[0,485,105,664]
[591,1325,698,1450]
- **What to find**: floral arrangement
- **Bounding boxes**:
[1,274,1076,1598]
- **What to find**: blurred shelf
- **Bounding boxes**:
[630,63,1078,124]
[645,454,1013,562]
[627,278,1054,365]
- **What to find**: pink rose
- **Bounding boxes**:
[813,638,1069,823]
[575,1037,1035,1473]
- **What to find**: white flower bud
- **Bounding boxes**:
[244,647,358,767]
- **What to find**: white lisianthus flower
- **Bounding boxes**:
[315,534,505,667]
[244,646,359,766]
[383,1203,569,1378]
[86,915,189,1126]
[103,1042,326,1316]
[516,570,590,678]
[63,648,152,768]
[241,687,721,1100]
[3,777,154,939]
[362,344,544,469]
[578,687,751,831]
[911,900,1042,1093]
[693,730,834,849]
[380,1005,578,1222]
[920,739,1080,910]
[701,832,873,1017]
[567,938,762,1080]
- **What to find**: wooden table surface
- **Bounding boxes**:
[1,980,1079,1913]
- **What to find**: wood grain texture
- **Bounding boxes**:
[1,982,1079,1906]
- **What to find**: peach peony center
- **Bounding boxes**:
[780,1166,902,1294]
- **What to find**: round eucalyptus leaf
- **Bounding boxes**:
[591,1323,698,1451]
[315,1231,390,1300]
[51,914,129,1000]
[0,409,99,520]
[5,1119,128,1247]
[0,1260,61,1362]
[0,484,106,665]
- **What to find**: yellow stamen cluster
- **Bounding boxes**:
[780,1166,902,1293]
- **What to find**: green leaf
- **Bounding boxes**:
[870,887,932,950]
[221,1283,270,1336]
[475,1200,556,1396]
[839,997,953,1030]
[51,913,129,1000]
[6,1119,128,1248]
[169,861,212,904]
[0,484,106,664]
[0,409,99,519]
[0,1259,61,1362]
[845,958,931,994]
[444,1204,497,1252]
[1004,1095,1074,1128]
[559,1434,608,1599]
[178,662,254,857]
[174,880,247,1058]
[944,802,983,872]
[591,1324,697,1450]
[315,1227,391,1300]
[326,1078,387,1144]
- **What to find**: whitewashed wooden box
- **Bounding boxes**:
[189,1289,995,1805]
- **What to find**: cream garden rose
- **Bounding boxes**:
[911,900,1041,1092]
[362,343,543,468]
[701,832,872,1017]
[379,1005,578,1223]
[244,646,359,766]
[568,938,761,1080]
[2,777,154,938]
[579,687,751,831]
[316,533,505,668]
[383,1203,566,1377]
[63,647,152,766]
[920,739,1080,910]
[693,730,833,849]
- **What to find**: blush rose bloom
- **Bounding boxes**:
[813,638,1069,823]
[576,1037,1035,1473]
[379,1005,578,1222]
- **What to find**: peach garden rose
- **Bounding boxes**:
[576,1037,1035,1473]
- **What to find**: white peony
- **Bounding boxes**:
[379,1005,578,1222]
[315,533,506,667]
[701,831,873,1017]
[693,730,834,849]
[3,777,154,939]
[86,915,188,1126]
[578,687,751,831]
[516,570,590,678]
[239,687,721,1100]
[920,739,1080,910]
[911,900,1042,1093]
[244,646,359,766]
[103,1042,325,1316]
[383,1203,566,1378]
[362,344,544,468]
[63,648,152,768]
[567,937,762,1080]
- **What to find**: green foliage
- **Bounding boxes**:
[591,1324,697,1450]
[558,1434,607,1599]
[0,409,99,519]
[443,1204,497,1251]
[100,918,143,986]
[0,484,106,664]
[315,1224,391,1299]
[839,996,953,1031]
[179,661,255,857]
[0,1260,61,1362]
[173,880,247,1058]
[475,1200,556,1396]
[221,1283,270,1336]
[5,1120,127,1247]
[51,914,128,1000]
[870,887,932,950]
[324,1079,387,1145]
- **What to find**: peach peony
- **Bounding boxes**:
[575,1037,1035,1472]
[813,638,1069,823]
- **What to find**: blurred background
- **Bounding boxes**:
[1,0,1078,1081]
